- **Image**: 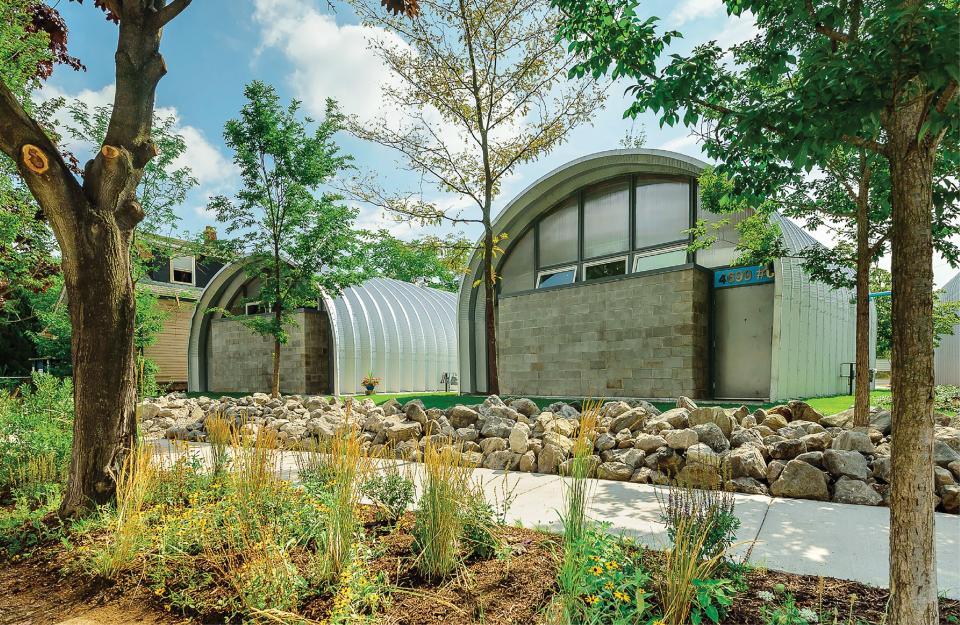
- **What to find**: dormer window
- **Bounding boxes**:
[170,256,195,285]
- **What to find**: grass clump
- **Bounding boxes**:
[361,457,415,525]
[412,441,473,580]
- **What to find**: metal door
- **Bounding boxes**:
[713,282,774,399]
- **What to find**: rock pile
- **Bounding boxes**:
[139,393,960,514]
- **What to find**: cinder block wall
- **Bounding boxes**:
[209,310,330,395]
[497,267,711,399]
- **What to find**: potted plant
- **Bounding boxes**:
[361,372,381,395]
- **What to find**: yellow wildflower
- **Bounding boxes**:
[588,565,603,576]
[584,595,600,606]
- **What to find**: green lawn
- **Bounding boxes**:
[185,388,895,417]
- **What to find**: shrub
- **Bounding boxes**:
[659,478,740,562]
[0,372,73,501]
[658,515,732,625]
[461,486,499,560]
[360,466,414,524]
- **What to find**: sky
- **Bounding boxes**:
[43,0,958,287]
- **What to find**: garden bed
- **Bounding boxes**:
[2,509,958,625]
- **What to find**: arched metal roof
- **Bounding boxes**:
[187,262,458,395]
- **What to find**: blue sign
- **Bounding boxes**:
[713,264,775,289]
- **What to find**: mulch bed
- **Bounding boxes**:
[1,509,957,625]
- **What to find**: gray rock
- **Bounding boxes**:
[725,445,767,480]
[935,440,960,467]
[769,438,807,461]
[942,485,960,513]
[820,410,854,429]
[770,459,829,501]
[656,407,690,429]
[456,427,478,442]
[800,431,833,452]
[602,447,646,468]
[833,430,876,454]
[685,443,719,466]
[727,476,768,495]
[730,428,764,449]
[795,451,824,469]
[483,450,516,471]
[479,437,508,454]
[385,419,422,443]
[833,477,882,506]
[767,459,786,482]
[597,461,634,481]
[677,396,698,411]
[676,461,723,489]
[692,422,730,453]
[935,466,956,490]
[510,398,540,418]
[787,400,823,424]
[595,432,617,452]
[823,448,870,480]
[537,444,567,474]
[872,456,892,483]
[871,410,892,435]
[480,416,515,439]
[948,459,960,482]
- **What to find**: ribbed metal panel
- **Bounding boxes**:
[188,264,458,395]
[935,273,960,385]
[769,214,858,400]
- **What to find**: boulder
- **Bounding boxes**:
[518,450,537,472]
[833,477,882,506]
[692,422,729,453]
[602,448,645,468]
[799,431,833,452]
[762,414,789,431]
[935,440,960,467]
[597,461,634,481]
[725,445,767,480]
[456,427,478,442]
[727,477,768,495]
[677,396,698,410]
[510,398,540,418]
[730,428,764,449]
[676,461,723,489]
[934,466,956,490]
[688,406,734,438]
[609,407,648,433]
[138,402,161,421]
[872,456,892,483]
[770,459,829,501]
[820,410,854,429]
[483,450,516,471]
[448,405,479,428]
[508,422,531,454]
[948,459,960,482]
[787,400,823,424]
[942,485,960,514]
[833,430,876,454]
[480,416,515,439]
[769,438,807,461]
[767,459,786,482]
[634,433,668,453]
[537,444,567,474]
[823,449,870,480]
[794,451,824,469]
[603,401,632,419]
[384,420,422,443]
[479,437,508,454]
[871,410,892,435]
[664,428,698,450]
[685,443,719,466]
[595,432,616,452]
[656,408,690,429]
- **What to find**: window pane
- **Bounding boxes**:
[585,258,627,281]
[538,200,578,267]
[583,181,628,258]
[633,249,687,273]
[537,268,576,288]
[171,256,193,271]
[500,229,535,294]
[635,181,690,249]
[694,198,747,268]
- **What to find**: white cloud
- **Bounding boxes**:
[252,0,408,123]
[669,0,725,26]
[657,132,701,154]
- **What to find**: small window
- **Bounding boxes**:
[633,248,687,273]
[170,256,195,285]
[245,301,273,315]
[537,266,577,289]
[584,256,628,281]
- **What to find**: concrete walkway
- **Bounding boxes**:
[154,441,960,599]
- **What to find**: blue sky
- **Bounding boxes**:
[43,0,958,286]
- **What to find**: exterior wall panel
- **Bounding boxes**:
[935,273,960,386]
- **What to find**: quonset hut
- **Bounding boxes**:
[187,264,459,396]
[935,272,960,386]
[458,149,873,401]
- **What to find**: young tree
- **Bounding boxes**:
[348,0,606,394]
[363,229,470,291]
[209,82,364,398]
[872,267,960,359]
[552,1,958,620]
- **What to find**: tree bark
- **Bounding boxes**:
[483,217,500,396]
[886,115,938,624]
[853,195,872,428]
[0,1,192,516]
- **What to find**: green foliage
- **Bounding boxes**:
[759,593,817,625]
[362,229,470,292]
[461,488,499,560]
[660,480,740,562]
[209,81,364,355]
[0,372,73,501]
[557,525,656,625]
[690,577,735,625]
[0,491,65,559]
[871,267,960,358]
[360,470,414,523]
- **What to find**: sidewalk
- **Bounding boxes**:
[155,440,960,599]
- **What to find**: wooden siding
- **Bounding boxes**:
[145,298,196,385]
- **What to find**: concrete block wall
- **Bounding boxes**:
[497,267,711,399]
[209,310,330,395]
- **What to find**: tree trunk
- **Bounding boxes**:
[886,124,938,624]
[271,304,282,398]
[59,210,139,517]
[482,220,499,396]
[853,199,872,428]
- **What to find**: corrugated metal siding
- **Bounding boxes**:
[189,264,458,395]
[935,273,960,385]
[768,214,857,400]
[144,298,195,384]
